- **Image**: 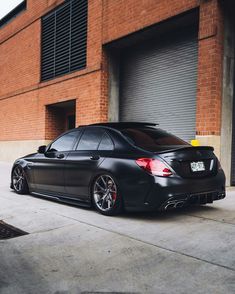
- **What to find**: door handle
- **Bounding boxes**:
[90,155,100,161]
[57,153,65,159]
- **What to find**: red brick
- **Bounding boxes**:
[0,0,225,142]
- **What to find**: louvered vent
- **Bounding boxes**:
[41,0,88,81]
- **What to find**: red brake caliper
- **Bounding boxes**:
[112,192,117,201]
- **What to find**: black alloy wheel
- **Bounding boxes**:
[12,166,29,194]
[92,175,122,216]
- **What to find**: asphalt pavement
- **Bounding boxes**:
[0,161,235,294]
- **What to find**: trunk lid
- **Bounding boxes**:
[157,146,218,178]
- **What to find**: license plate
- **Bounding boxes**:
[190,161,205,172]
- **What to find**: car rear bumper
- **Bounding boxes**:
[126,169,226,212]
[158,190,225,211]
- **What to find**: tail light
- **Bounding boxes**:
[136,158,172,177]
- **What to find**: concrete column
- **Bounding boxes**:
[108,51,120,122]
[221,9,234,185]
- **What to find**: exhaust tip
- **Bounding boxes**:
[164,203,175,210]
[164,200,185,210]
[175,201,185,208]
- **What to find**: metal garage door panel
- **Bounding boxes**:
[120,30,198,142]
[231,97,235,185]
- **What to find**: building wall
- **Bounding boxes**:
[0,21,40,97]
[102,0,224,158]
[102,0,199,43]
[0,0,226,169]
[0,0,105,160]
[221,6,235,184]
[196,0,224,158]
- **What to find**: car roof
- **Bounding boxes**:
[79,122,158,129]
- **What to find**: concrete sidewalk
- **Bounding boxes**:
[0,162,235,294]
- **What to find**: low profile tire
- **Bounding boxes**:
[12,165,29,194]
[92,174,123,216]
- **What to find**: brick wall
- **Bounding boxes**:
[102,0,224,137]
[0,0,103,142]
[0,0,63,42]
[102,0,199,43]
[0,20,40,97]
[196,0,224,136]
[45,107,66,140]
[0,0,225,144]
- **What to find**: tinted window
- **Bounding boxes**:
[121,127,189,152]
[98,133,114,151]
[49,131,79,152]
[77,128,104,151]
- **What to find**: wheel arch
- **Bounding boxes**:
[11,160,30,186]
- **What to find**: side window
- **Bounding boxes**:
[77,128,104,151]
[49,131,79,152]
[98,133,114,151]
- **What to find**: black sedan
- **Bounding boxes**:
[11,122,226,215]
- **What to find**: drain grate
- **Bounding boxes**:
[0,221,28,239]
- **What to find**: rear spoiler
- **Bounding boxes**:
[156,145,214,154]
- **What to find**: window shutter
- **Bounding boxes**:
[41,0,88,81]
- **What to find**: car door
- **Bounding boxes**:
[32,130,80,195]
[65,127,114,201]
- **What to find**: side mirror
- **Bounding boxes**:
[38,145,47,154]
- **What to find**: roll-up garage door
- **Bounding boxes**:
[231,89,235,185]
[119,29,198,142]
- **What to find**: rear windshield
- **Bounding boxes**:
[121,127,190,152]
